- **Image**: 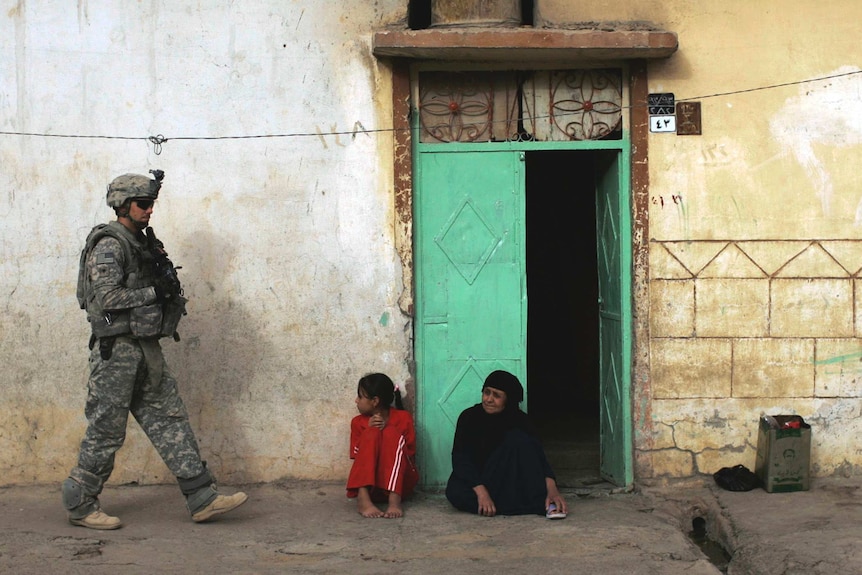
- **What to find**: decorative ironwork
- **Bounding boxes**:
[506,72,536,142]
[418,69,623,143]
[549,70,623,141]
[419,72,494,143]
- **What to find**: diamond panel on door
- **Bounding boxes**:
[416,150,526,486]
[435,198,502,285]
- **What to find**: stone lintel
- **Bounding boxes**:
[373,26,679,63]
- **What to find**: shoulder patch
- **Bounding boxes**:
[96,252,115,264]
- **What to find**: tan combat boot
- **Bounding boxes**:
[191,491,248,523]
[69,509,122,530]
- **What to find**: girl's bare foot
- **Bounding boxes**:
[383,492,403,518]
[357,487,384,518]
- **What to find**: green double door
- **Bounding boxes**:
[415,148,632,488]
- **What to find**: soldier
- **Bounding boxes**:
[62,170,247,530]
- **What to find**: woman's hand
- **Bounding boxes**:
[369,413,385,429]
[473,484,496,516]
[545,477,568,514]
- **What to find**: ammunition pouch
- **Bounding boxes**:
[161,296,187,340]
[99,336,116,360]
[88,311,131,338]
[129,303,163,338]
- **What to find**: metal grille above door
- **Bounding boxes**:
[418,69,623,143]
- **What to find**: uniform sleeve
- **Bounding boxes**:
[88,236,156,311]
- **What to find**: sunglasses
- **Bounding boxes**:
[133,199,155,210]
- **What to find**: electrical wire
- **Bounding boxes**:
[0,68,860,154]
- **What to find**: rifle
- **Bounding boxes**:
[146,227,183,300]
[145,227,187,341]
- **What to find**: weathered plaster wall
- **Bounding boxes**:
[638,1,862,476]
[537,0,862,479]
[3,0,860,488]
[640,1,862,479]
[0,1,409,486]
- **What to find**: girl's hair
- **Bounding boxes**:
[357,372,404,410]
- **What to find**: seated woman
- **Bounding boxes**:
[445,370,568,519]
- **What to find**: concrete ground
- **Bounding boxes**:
[0,477,859,575]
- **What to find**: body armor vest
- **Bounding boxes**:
[77,221,162,338]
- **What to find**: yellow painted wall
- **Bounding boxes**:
[539,0,862,479]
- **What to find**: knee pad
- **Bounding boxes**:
[69,467,104,493]
[63,467,104,511]
[61,478,85,511]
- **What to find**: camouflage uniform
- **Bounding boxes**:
[63,175,221,522]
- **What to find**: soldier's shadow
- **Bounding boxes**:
[160,229,277,486]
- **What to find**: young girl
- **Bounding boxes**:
[347,373,419,518]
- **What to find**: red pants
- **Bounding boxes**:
[347,426,418,500]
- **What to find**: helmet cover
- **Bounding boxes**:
[105,170,164,208]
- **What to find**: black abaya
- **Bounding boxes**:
[445,404,555,516]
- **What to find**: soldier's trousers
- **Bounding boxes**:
[74,336,206,489]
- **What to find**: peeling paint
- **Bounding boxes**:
[770,66,862,222]
[4,0,862,488]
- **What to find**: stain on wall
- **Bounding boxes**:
[0,1,410,487]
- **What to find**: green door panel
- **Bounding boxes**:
[596,151,633,486]
[415,144,632,489]
[415,150,527,487]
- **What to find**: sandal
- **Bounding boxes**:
[546,503,567,520]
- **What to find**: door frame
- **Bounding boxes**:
[413,136,632,487]
[384,60,651,489]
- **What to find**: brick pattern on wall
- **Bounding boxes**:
[649,240,862,400]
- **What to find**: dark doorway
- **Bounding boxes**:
[526,150,602,488]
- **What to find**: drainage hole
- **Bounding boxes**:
[687,516,731,574]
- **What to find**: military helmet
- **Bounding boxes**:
[105,169,164,208]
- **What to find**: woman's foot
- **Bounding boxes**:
[357,487,384,518]
[383,492,403,518]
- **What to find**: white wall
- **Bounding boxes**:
[0,1,408,485]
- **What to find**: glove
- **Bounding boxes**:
[153,273,180,301]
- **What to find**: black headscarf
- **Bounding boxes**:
[449,371,538,482]
[482,370,524,408]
